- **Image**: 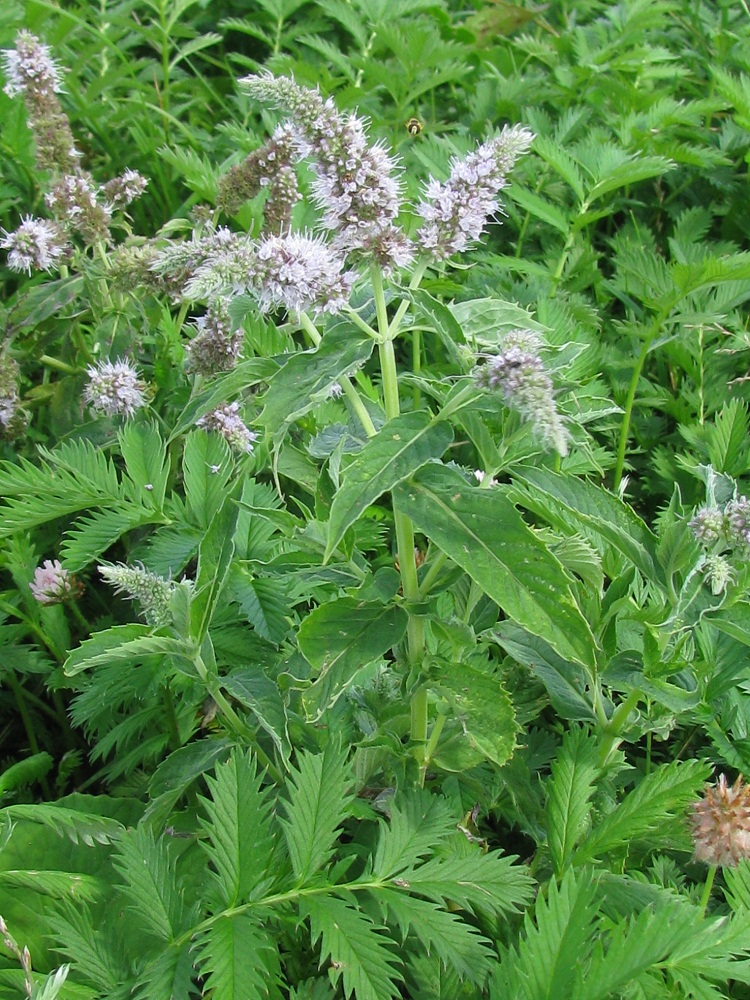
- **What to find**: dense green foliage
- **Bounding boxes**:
[3,0,750,997]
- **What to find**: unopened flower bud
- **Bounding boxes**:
[99,563,175,627]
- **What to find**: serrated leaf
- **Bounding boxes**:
[302,893,402,1000]
[326,412,453,559]
[222,670,291,764]
[545,727,600,878]
[0,869,102,901]
[200,749,276,906]
[393,465,597,671]
[377,887,493,982]
[449,297,544,351]
[372,789,456,880]
[112,827,187,942]
[298,598,408,712]
[194,915,281,1000]
[433,659,517,767]
[119,421,169,508]
[63,626,187,677]
[281,744,352,884]
[507,184,570,233]
[572,759,710,866]
[511,869,599,1000]
[183,430,234,529]
[190,498,238,641]
[2,804,123,846]
[402,851,534,916]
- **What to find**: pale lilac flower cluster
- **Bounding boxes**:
[30,559,80,605]
[45,174,112,244]
[1,32,79,175]
[184,231,354,315]
[187,299,244,374]
[102,169,149,210]
[0,216,65,274]
[2,31,62,99]
[474,329,568,456]
[416,125,535,260]
[254,232,355,313]
[1,33,149,252]
[83,359,148,418]
[240,74,410,269]
[197,402,258,453]
[99,563,174,627]
[218,123,301,231]
[690,498,750,553]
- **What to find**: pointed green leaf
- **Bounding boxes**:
[509,467,660,583]
[433,659,517,767]
[222,670,291,765]
[195,916,281,1000]
[298,598,408,711]
[372,788,456,880]
[191,498,238,641]
[112,827,187,942]
[572,759,710,866]
[119,421,169,508]
[259,321,374,432]
[183,430,234,529]
[545,727,600,878]
[302,894,402,1000]
[281,744,352,884]
[393,465,596,671]
[326,412,453,559]
[378,888,493,982]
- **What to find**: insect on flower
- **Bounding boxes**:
[405,117,424,136]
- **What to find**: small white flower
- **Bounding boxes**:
[1,216,64,274]
[83,359,148,419]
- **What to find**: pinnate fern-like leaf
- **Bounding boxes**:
[302,893,402,1000]
[194,915,282,1000]
[401,849,534,916]
[371,788,455,879]
[545,726,599,877]
[377,887,493,983]
[572,759,709,865]
[507,868,600,1000]
[281,743,352,884]
[200,749,276,906]
[112,827,189,942]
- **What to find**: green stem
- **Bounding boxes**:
[298,312,377,438]
[612,313,667,490]
[418,550,449,599]
[39,355,80,375]
[419,709,447,785]
[597,688,641,767]
[698,865,717,916]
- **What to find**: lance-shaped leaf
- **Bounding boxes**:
[258,321,374,433]
[325,412,453,560]
[298,598,408,713]
[393,465,597,671]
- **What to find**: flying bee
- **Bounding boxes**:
[405,117,424,136]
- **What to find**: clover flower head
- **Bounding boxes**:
[30,559,79,605]
[254,231,355,314]
[474,330,568,456]
[99,563,174,627]
[197,402,258,453]
[187,298,244,375]
[691,774,750,867]
[1,216,64,274]
[83,358,148,419]
[2,31,63,99]
[416,125,534,260]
